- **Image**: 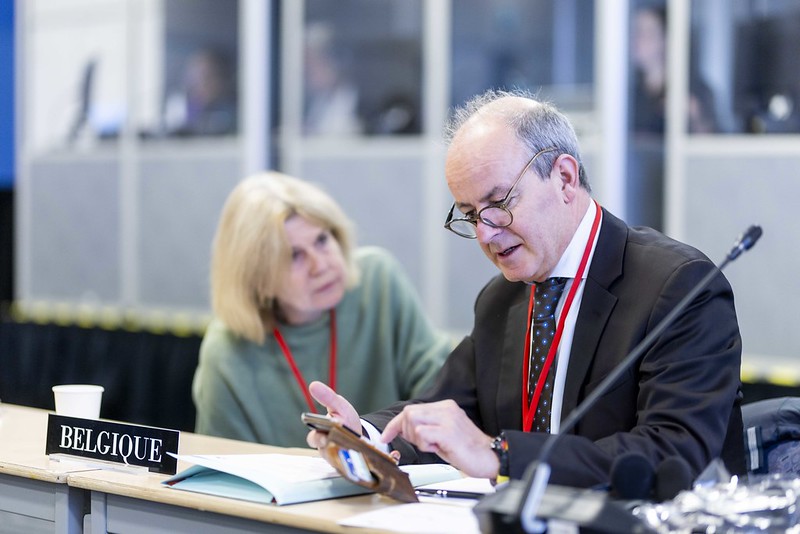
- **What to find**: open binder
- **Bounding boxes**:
[164,413,461,506]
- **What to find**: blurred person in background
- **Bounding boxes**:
[163,48,238,137]
[303,22,363,136]
[632,5,717,134]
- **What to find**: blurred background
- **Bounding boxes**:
[2,0,799,429]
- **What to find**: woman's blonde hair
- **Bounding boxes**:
[210,171,359,344]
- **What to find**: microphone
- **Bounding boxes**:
[610,452,655,501]
[727,225,763,262]
[654,456,694,502]
[475,225,763,534]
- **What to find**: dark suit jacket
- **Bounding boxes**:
[365,209,745,488]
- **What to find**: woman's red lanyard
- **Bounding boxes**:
[273,309,337,414]
[522,201,602,432]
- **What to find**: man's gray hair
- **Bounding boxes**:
[444,88,590,191]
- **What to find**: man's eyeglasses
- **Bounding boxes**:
[444,147,558,239]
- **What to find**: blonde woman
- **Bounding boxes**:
[192,172,452,447]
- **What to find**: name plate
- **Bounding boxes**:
[45,414,180,475]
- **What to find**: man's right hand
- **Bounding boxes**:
[305,381,362,448]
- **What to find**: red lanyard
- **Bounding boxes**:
[522,201,602,432]
[273,309,337,414]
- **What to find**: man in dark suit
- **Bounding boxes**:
[307,89,745,488]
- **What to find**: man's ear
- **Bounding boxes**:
[553,154,581,198]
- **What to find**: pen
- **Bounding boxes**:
[415,488,484,500]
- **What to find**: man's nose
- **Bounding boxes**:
[475,220,502,243]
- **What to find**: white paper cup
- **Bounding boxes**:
[52,384,104,419]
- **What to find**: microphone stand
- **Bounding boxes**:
[517,225,763,533]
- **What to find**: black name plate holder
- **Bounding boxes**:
[45,414,180,475]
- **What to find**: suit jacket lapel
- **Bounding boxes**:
[497,291,529,430]
[561,209,626,423]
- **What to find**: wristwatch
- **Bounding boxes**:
[490,432,509,478]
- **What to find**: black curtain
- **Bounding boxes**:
[0,319,201,431]
[0,190,12,303]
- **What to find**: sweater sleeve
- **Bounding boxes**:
[192,321,260,443]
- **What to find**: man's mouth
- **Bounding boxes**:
[497,245,519,258]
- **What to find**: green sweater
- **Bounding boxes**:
[192,247,454,447]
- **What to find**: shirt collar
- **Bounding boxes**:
[549,200,601,280]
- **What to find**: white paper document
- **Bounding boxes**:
[339,477,494,533]
[338,502,482,533]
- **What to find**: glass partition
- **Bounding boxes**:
[302,0,422,136]
[26,0,241,152]
[18,0,243,320]
[727,1,800,134]
[450,0,595,111]
[26,0,128,154]
[157,0,239,139]
[627,0,668,230]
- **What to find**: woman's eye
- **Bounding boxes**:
[291,249,304,262]
[315,232,330,247]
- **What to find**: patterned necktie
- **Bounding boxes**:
[529,277,568,433]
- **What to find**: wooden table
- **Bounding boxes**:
[0,403,88,533]
[0,404,425,533]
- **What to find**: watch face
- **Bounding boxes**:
[491,434,507,451]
